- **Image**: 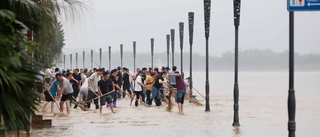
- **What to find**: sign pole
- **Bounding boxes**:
[288,11,296,137]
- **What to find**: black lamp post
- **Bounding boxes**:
[179,22,184,76]
[203,0,211,112]
[133,41,136,72]
[151,38,154,69]
[166,34,170,67]
[91,50,93,70]
[232,0,241,126]
[120,44,123,71]
[63,54,66,70]
[70,54,72,70]
[171,29,175,68]
[76,53,78,68]
[288,11,296,137]
[188,12,194,97]
[99,48,102,68]
[108,46,111,70]
[83,51,85,69]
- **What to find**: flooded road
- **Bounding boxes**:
[25,92,319,137]
[7,72,320,137]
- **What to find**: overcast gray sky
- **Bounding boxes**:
[61,0,320,56]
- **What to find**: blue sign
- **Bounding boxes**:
[288,0,320,11]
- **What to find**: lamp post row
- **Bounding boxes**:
[61,1,246,122]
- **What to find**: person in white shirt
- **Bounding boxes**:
[87,69,102,110]
[81,69,88,86]
[78,78,89,104]
[45,67,54,83]
[133,70,145,106]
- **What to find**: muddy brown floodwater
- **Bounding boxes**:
[6,72,320,137]
[6,92,319,137]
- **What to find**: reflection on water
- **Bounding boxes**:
[233,127,241,136]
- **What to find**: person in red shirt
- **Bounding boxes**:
[169,71,186,114]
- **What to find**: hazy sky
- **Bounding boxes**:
[61,0,320,56]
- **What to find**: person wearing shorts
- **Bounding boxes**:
[98,72,115,113]
[55,73,74,115]
[169,71,186,114]
[42,80,60,113]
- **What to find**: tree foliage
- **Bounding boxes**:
[0,0,84,136]
[0,9,41,136]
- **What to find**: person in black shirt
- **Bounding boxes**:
[71,69,81,109]
[98,72,115,113]
[141,67,147,83]
[152,72,169,106]
[110,69,121,107]
[122,67,132,98]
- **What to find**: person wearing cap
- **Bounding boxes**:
[87,68,103,111]
[168,71,186,114]
[144,71,158,105]
[133,70,145,106]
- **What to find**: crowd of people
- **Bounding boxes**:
[39,66,191,115]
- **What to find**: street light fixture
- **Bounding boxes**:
[179,22,184,76]
[166,34,170,67]
[203,0,211,112]
[151,38,154,69]
[232,0,241,127]
[188,12,194,98]
[171,29,175,68]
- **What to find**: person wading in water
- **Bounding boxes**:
[87,69,103,112]
[133,70,145,106]
[55,73,74,115]
[169,71,186,115]
[98,72,115,113]
[144,71,158,106]
[152,71,169,106]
